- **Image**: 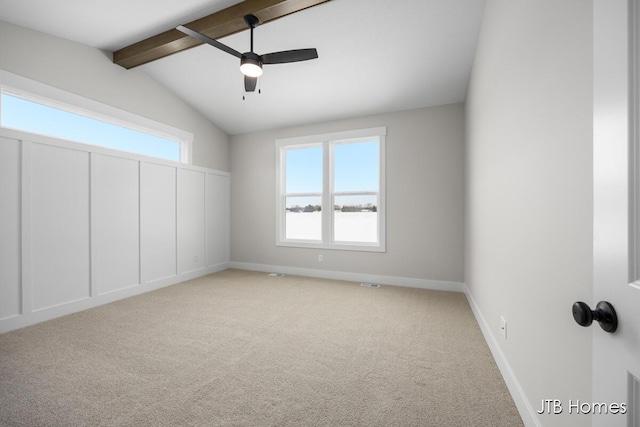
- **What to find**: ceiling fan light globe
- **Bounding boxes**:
[240,62,263,77]
[240,54,263,77]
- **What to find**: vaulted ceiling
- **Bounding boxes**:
[0,0,486,135]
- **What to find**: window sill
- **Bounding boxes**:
[276,240,386,253]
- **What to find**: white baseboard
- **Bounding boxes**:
[228,261,464,292]
[463,284,541,427]
[0,262,229,334]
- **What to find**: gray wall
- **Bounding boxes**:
[231,104,465,285]
[465,1,593,426]
[0,20,230,171]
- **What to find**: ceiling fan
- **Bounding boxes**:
[177,14,318,93]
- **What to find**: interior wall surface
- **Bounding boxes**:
[0,20,230,171]
[230,104,465,288]
[0,128,230,333]
[464,1,593,426]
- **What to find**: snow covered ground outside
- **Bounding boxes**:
[285,211,377,243]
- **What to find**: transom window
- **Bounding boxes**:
[276,127,386,252]
[0,87,191,163]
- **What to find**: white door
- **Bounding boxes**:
[593,1,640,426]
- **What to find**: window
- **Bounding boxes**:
[0,86,192,163]
[276,127,386,252]
[284,145,323,240]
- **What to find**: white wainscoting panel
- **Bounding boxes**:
[177,168,206,274]
[206,173,230,267]
[140,162,177,284]
[0,129,230,334]
[0,137,21,320]
[30,142,91,311]
[92,154,140,295]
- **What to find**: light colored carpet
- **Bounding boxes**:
[0,269,523,426]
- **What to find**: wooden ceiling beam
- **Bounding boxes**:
[113,0,331,69]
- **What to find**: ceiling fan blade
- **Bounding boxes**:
[261,48,318,64]
[176,25,242,59]
[245,75,257,92]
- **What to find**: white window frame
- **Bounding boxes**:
[276,127,386,252]
[0,70,193,164]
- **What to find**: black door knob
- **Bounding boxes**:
[572,301,618,333]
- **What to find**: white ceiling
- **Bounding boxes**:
[0,0,486,135]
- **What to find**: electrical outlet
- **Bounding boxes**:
[318,254,323,262]
[500,316,507,339]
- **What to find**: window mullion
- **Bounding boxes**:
[322,141,332,244]
[333,191,379,197]
[285,192,322,198]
